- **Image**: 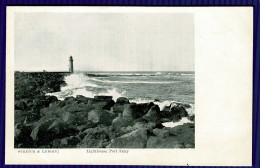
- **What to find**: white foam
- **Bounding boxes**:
[61,73,99,90]
[162,117,193,128]
[46,73,126,101]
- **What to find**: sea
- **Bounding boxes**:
[47,71,194,114]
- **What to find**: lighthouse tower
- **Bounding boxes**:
[69,56,74,73]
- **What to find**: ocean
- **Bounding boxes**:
[47,71,195,114]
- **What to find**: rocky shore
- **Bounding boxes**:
[15,72,195,148]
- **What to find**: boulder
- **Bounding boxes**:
[88,109,115,126]
[30,118,78,146]
[188,114,195,122]
[61,111,89,126]
[169,105,188,122]
[75,95,91,104]
[40,102,94,118]
[152,128,169,138]
[60,136,81,148]
[77,126,113,148]
[15,110,28,124]
[76,120,96,131]
[45,96,58,104]
[122,102,154,120]
[89,96,115,110]
[143,105,160,123]
[15,123,34,148]
[116,97,130,105]
[109,129,148,148]
[94,96,113,101]
[164,123,195,147]
[111,103,125,116]
[112,113,134,132]
[15,100,27,110]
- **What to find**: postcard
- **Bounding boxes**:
[5,6,252,166]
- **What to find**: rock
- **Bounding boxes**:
[164,123,195,147]
[146,136,184,148]
[15,110,28,124]
[88,109,115,126]
[61,111,89,126]
[64,96,76,102]
[76,121,96,131]
[122,103,154,120]
[143,105,160,123]
[57,101,66,107]
[60,136,81,148]
[94,96,113,101]
[154,99,160,102]
[111,103,125,116]
[51,139,61,148]
[30,118,78,146]
[169,105,188,122]
[15,123,34,148]
[188,114,195,122]
[109,129,148,148]
[185,143,195,148]
[77,126,113,148]
[112,113,134,132]
[89,96,115,110]
[40,102,94,118]
[45,96,58,104]
[75,95,91,104]
[116,97,130,105]
[15,100,27,110]
[153,128,169,138]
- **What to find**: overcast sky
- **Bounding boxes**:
[14,13,194,72]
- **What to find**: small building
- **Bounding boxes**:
[69,56,74,73]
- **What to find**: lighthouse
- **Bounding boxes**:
[69,56,74,73]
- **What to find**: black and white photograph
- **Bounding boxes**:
[14,11,195,149]
[5,7,253,166]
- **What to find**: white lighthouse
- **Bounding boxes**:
[69,56,74,73]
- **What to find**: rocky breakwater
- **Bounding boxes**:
[14,72,195,148]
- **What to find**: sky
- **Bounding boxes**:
[14,12,194,72]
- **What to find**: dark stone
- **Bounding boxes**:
[77,126,113,148]
[122,102,154,120]
[30,118,78,146]
[189,114,195,122]
[169,105,188,122]
[64,96,76,102]
[164,123,195,147]
[152,128,169,138]
[15,100,27,110]
[45,96,58,104]
[88,109,115,126]
[112,103,125,116]
[116,97,130,105]
[76,120,96,131]
[15,110,28,124]
[94,96,113,101]
[60,136,81,148]
[109,129,148,148]
[143,105,160,123]
[75,95,91,104]
[112,113,134,132]
[15,123,34,148]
